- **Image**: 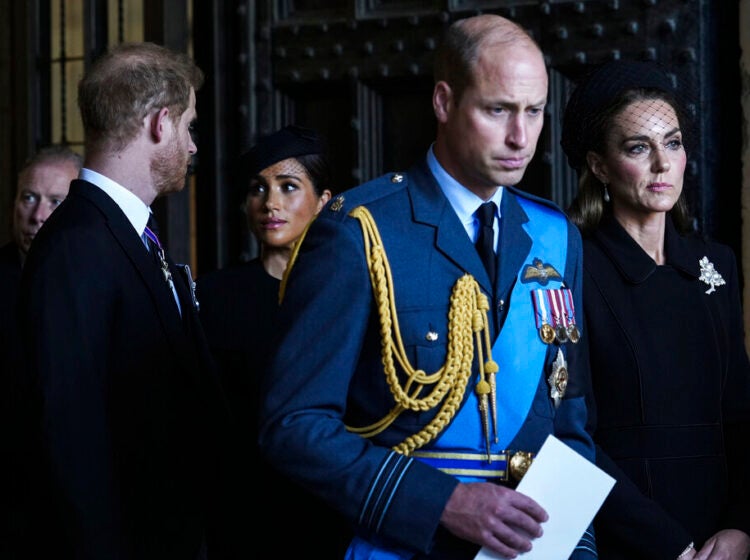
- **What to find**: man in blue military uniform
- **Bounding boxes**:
[259,13,597,559]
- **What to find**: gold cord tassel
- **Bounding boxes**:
[477,299,500,445]
[475,379,492,462]
[473,295,498,456]
[485,359,499,444]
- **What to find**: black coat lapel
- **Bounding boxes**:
[71,181,193,363]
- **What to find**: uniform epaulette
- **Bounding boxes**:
[323,172,408,221]
[281,171,410,301]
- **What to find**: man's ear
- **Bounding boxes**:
[149,107,171,143]
[433,81,454,124]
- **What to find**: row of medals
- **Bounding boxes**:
[539,321,580,345]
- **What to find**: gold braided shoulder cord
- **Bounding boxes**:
[346,206,499,458]
[279,218,316,305]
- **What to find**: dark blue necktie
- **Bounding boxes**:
[475,202,497,285]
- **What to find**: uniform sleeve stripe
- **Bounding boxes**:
[574,528,597,556]
[374,458,412,532]
[358,451,413,532]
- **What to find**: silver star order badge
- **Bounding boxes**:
[548,348,568,408]
[698,256,726,294]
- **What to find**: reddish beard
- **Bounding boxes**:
[151,134,190,195]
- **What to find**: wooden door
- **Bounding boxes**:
[193,0,741,271]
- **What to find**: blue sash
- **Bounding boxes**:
[417,198,567,462]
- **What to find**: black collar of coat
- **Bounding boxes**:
[590,211,699,284]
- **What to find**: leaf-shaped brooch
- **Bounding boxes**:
[698,256,726,295]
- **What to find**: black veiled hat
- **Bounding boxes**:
[560,59,680,172]
[241,125,324,178]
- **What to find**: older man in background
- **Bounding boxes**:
[0,144,81,356]
[1,144,81,558]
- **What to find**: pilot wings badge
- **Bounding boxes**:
[521,258,562,285]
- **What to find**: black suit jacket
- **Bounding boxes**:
[13,179,228,559]
[1,241,23,557]
[0,241,22,364]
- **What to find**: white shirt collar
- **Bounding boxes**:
[80,168,152,236]
[426,145,503,242]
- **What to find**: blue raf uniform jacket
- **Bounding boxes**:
[258,160,597,558]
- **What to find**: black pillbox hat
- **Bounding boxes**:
[241,125,324,178]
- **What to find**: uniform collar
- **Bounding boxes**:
[591,212,699,283]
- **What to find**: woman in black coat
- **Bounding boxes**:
[562,60,750,559]
[197,126,351,558]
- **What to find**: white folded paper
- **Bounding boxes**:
[474,435,615,560]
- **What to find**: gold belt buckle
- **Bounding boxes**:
[509,451,534,482]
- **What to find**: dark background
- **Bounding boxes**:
[0,0,743,278]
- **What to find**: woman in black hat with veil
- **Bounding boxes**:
[562,60,750,560]
[197,125,348,558]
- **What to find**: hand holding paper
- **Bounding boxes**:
[474,435,615,560]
